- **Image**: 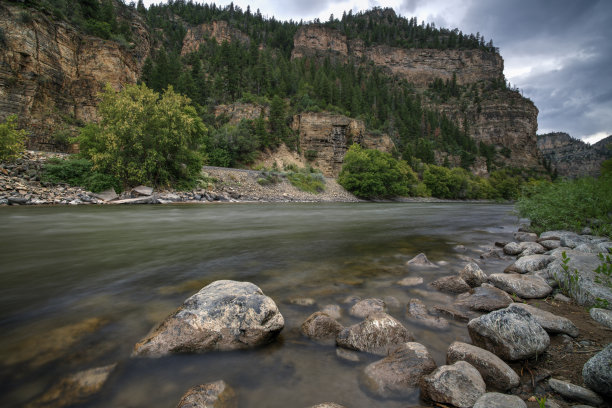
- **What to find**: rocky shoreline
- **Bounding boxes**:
[24,227,612,408]
[0,152,360,206]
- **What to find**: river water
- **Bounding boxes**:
[0,202,519,407]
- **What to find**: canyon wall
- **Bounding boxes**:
[181,20,250,55]
[0,2,149,150]
[537,133,612,178]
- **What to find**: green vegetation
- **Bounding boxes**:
[41,157,120,193]
[285,166,325,193]
[516,169,612,236]
[0,115,27,163]
[77,83,207,190]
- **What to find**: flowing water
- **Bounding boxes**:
[0,202,519,407]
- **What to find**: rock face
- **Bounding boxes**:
[181,21,250,55]
[538,132,612,178]
[336,312,414,356]
[446,341,520,391]
[213,103,268,125]
[361,342,437,398]
[420,361,486,408]
[176,380,237,408]
[467,306,550,360]
[290,112,395,177]
[0,2,150,150]
[132,280,284,357]
[582,343,612,400]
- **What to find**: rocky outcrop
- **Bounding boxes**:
[538,132,612,178]
[0,2,150,150]
[181,21,250,55]
[213,103,268,125]
[291,112,395,177]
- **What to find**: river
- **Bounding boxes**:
[0,202,519,407]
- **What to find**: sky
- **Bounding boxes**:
[142,0,612,144]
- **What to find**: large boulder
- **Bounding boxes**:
[361,342,437,398]
[336,312,414,356]
[473,392,527,408]
[300,312,343,342]
[488,273,553,299]
[459,262,488,287]
[508,303,578,337]
[504,255,554,274]
[133,280,284,357]
[176,380,237,408]
[406,299,449,330]
[454,283,513,312]
[582,343,612,400]
[517,242,547,257]
[421,361,485,408]
[349,298,386,318]
[548,378,603,407]
[589,308,612,329]
[467,306,550,361]
[446,341,519,391]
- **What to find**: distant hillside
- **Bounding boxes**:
[537,133,612,178]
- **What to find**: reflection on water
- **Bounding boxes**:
[0,203,518,407]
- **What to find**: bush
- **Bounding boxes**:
[338,145,416,198]
[42,157,120,193]
[286,167,325,193]
[77,84,206,189]
[517,175,612,236]
[0,115,27,163]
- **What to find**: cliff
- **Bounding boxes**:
[292,25,541,170]
[181,21,250,55]
[291,112,395,177]
[0,2,149,150]
[537,133,612,178]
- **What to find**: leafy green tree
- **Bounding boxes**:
[0,115,28,162]
[77,84,206,188]
[338,144,416,198]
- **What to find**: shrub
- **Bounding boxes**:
[305,149,318,161]
[286,167,325,193]
[77,83,206,189]
[42,157,120,193]
[0,115,28,163]
[338,144,416,198]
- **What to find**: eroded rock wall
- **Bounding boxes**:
[537,133,612,178]
[181,21,249,55]
[0,3,149,150]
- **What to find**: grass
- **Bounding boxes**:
[285,167,325,194]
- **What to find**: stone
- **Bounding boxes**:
[300,312,343,342]
[540,240,562,250]
[517,242,547,257]
[406,253,438,267]
[8,196,28,204]
[406,299,449,330]
[289,297,316,306]
[349,298,386,318]
[132,280,284,357]
[397,276,424,287]
[573,243,604,254]
[421,361,486,408]
[361,342,437,398]
[589,308,612,329]
[430,275,471,294]
[504,242,523,255]
[479,248,509,260]
[132,185,154,196]
[514,232,538,242]
[321,304,342,320]
[308,404,346,408]
[454,283,514,312]
[467,306,550,360]
[446,341,520,391]
[504,254,555,274]
[459,262,488,287]
[336,312,414,356]
[539,230,571,241]
[508,303,579,337]
[548,378,603,407]
[336,347,361,362]
[431,304,474,322]
[554,293,571,302]
[92,188,118,202]
[473,392,527,408]
[488,273,553,299]
[582,343,612,399]
[26,364,116,408]
[176,380,237,408]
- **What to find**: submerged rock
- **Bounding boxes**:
[336,312,414,356]
[361,342,436,398]
[132,280,284,357]
[421,361,485,408]
[300,312,343,342]
[176,380,237,408]
[397,276,424,287]
[406,299,449,329]
[321,304,342,320]
[349,298,386,318]
[430,275,471,294]
[406,253,437,267]
[582,343,612,400]
[446,341,519,391]
[467,306,550,361]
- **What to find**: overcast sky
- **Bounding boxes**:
[143,0,612,144]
